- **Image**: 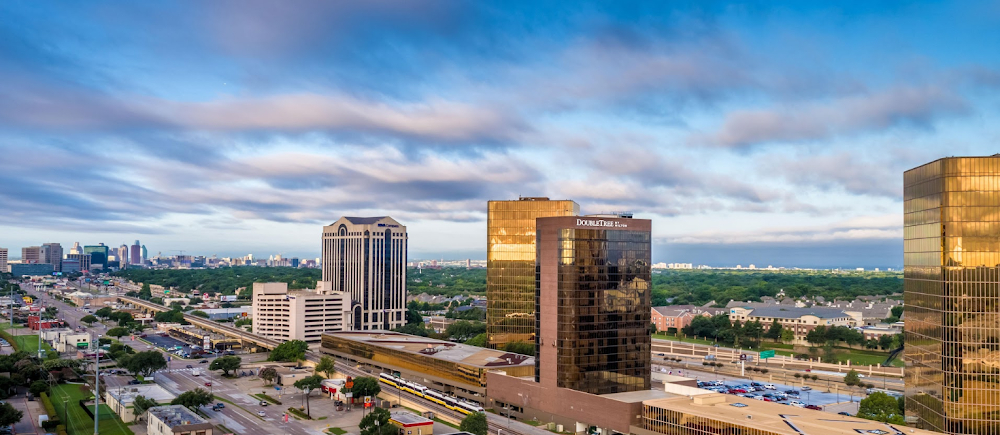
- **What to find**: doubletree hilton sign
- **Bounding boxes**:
[576,218,628,228]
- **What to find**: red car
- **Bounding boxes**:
[204,382,212,387]
[804,405,822,410]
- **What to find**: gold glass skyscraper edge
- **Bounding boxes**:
[904,156,1000,434]
[486,197,579,350]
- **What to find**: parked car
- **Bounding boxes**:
[128,380,141,385]
[838,412,852,416]
[764,384,776,390]
[789,401,806,408]
[804,405,822,411]
[801,386,812,391]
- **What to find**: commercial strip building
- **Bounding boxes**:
[486,197,579,349]
[904,156,1000,434]
[319,330,534,403]
[40,327,90,352]
[727,306,854,344]
[105,384,176,423]
[389,412,434,435]
[322,216,408,331]
[252,282,351,344]
[146,405,213,435]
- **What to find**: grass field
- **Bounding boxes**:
[9,333,57,355]
[49,384,134,435]
[652,333,901,366]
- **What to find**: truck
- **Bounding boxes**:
[192,369,202,376]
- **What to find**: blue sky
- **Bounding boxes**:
[1,1,999,268]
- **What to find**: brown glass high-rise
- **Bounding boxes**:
[487,198,579,349]
[535,215,652,394]
[905,157,1000,434]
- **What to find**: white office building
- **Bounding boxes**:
[321,216,407,331]
[252,282,351,343]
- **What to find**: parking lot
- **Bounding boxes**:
[143,334,193,351]
[694,378,871,411]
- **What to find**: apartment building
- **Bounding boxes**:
[0,248,6,273]
[651,306,697,332]
[252,282,351,344]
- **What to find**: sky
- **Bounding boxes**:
[1,1,999,269]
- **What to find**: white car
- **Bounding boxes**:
[764,384,776,390]
[789,401,806,408]
[751,395,764,401]
[257,411,266,417]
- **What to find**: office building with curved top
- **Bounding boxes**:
[322,216,407,331]
[487,197,579,349]
[905,156,1000,434]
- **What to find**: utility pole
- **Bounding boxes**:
[93,333,101,435]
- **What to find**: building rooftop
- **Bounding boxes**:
[389,412,433,426]
[108,384,176,404]
[325,330,535,369]
[738,306,849,320]
[147,405,211,429]
[341,216,389,225]
[642,393,940,435]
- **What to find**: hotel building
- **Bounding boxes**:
[252,282,351,344]
[905,156,1000,434]
[486,197,579,349]
[321,216,407,331]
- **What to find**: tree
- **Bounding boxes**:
[109,311,134,326]
[95,307,114,319]
[445,321,486,342]
[780,329,795,343]
[124,351,168,377]
[464,333,487,348]
[132,395,158,422]
[189,310,209,319]
[844,369,861,387]
[259,367,278,385]
[858,392,904,424]
[764,320,783,342]
[139,283,153,300]
[171,388,214,409]
[315,356,336,379]
[80,315,98,326]
[393,323,429,337]
[28,380,49,396]
[234,317,251,328]
[293,375,324,417]
[106,327,129,339]
[503,341,535,356]
[0,402,23,428]
[359,407,397,435]
[405,308,423,325]
[460,412,488,435]
[209,356,241,376]
[268,340,308,362]
[350,376,381,399]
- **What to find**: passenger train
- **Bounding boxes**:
[379,373,485,415]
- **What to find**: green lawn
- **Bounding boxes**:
[9,334,56,355]
[49,384,134,435]
[328,428,347,435]
[652,333,717,346]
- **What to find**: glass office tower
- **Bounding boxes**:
[905,156,1000,434]
[535,215,651,394]
[487,197,578,349]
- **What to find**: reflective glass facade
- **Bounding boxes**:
[487,198,579,349]
[905,157,1000,434]
[536,216,651,394]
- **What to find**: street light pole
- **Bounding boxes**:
[93,333,102,435]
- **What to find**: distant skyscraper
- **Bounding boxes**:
[0,248,7,273]
[118,244,129,268]
[322,217,407,331]
[41,243,63,272]
[141,245,147,262]
[21,246,41,263]
[904,156,1000,434]
[83,244,109,269]
[69,242,82,255]
[130,240,141,265]
[487,197,579,349]
[535,215,652,394]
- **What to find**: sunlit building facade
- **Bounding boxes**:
[536,215,652,394]
[905,156,1000,434]
[486,197,579,349]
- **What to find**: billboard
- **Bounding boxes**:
[219,295,238,302]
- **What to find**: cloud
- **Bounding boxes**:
[690,86,969,148]
[767,152,901,197]
[664,214,902,245]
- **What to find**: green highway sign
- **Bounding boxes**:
[760,350,775,359]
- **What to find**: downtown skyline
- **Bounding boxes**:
[1,2,999,268]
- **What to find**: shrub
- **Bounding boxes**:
[812,375,820,381]
[287,407,311,420]
[794,373,802,378]
[761,369,769,374]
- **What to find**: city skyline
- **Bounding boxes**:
[1,3,998,267]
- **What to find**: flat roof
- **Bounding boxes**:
[739,306,849,320]
[390,412,433,425]
[108,384,176,404]
[643,393,940,435]
[147,405,208,426]
[325,330,534,369]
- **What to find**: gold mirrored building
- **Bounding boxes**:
[487,197,579,349]
[905,156,1000,434]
